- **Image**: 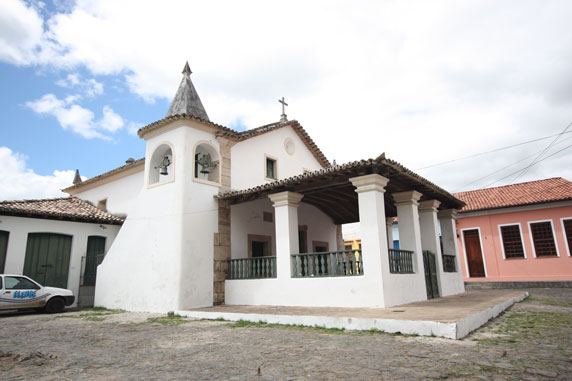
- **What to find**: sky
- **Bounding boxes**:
[1,0,571,200]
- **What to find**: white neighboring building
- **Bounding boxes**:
[0,197,122,307]
[62,63,466,312]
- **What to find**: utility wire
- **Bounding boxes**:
[455,134,572,192]
[480,142,572,189]
[511,121,572,183]
[414,129,572,171]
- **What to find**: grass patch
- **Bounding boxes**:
[228,319,346,334]
[474,310,572,345]
[85,316,106,322]
[146,314,191,326]
[524,296,572,308]
[56,307,124,322]
[199,317,227,322]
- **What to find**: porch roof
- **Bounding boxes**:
[216,154,465,224]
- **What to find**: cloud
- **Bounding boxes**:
[2,0,572,190]
[56,73,104,97]
[0,0,44,65]
[25,94,124,139]
[0,147,78,200]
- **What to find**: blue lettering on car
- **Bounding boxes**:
[13,290,37,299]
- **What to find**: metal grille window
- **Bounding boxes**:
[530,221,557,257]
[500,225,525,258]
[563,219,572,255]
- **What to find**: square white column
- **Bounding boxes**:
[390,190,428,304]
[269,191,303,279]
[438,209,465,296]
[393,190,424,272]
[386,217,394,248]
[349,174,390,306]
[419,199,444,293]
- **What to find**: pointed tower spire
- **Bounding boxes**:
[73,169,82,185]
[166,61,210,121]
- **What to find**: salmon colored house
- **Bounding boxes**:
[454,178,572,282]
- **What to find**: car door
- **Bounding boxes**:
[0,276,46,309]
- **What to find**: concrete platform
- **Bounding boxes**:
[177,290,528,339]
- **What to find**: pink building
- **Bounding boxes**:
[454,178,572,282]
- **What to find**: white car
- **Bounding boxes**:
[0,274,75,313]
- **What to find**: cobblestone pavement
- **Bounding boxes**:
[1,288,571,380]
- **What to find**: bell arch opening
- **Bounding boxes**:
[149,144,174,185]
[193,142,220,185]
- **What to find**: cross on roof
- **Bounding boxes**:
[279,97,288,122]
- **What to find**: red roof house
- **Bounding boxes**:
[454,178,572,282]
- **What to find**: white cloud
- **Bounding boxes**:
[0,0,44,65]
[99,105,123,132]
[2,0,572,190]
[0,147,77,200]
[56,73,104,97]
[25,94,124,139]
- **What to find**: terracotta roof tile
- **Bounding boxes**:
[217,153,465,210]
[454,177,572,213]
[0,197,124,225]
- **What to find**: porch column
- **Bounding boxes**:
[392,191,423,273]
[419,200,444,292]
[438,209,465,295]
[386,217,394,248]
[268,191,303,279]
[349,174,390,285]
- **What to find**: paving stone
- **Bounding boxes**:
[0,288,571,380]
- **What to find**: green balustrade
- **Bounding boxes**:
[227,256,276,279]
[291,250,363,278]
[388,249,414,273]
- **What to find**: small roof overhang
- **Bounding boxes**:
[216,154,465,225]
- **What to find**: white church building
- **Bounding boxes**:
[63,63,466,312]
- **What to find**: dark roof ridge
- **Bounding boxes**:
[63,157,144,193]
[0,196,124,225]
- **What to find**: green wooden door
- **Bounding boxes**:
[84,236,106,286]
[23,233,72,288]
[0,230,8,273]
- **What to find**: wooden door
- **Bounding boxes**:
[0,231,8,273]
[23,233,72,288]
[463,229,485,277]
[84,236,106,286]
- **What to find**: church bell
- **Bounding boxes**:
[156,156,171,175]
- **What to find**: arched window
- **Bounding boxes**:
[193,142,220,185]
[149,144,174,185]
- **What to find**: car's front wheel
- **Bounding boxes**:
[44,297,66,313]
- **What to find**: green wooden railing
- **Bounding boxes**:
[388,249,414,274]
[227,256,276,280]
[291,250,363,278]
[442,254,457,272]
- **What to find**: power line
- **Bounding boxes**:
[480,142,572,189]
[455,134,572,192]
[414,129,572,171]
[511,121,572,183]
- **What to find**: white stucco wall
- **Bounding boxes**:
[95,120,219,312]
[226,196,388,308]
[231,126,324,190]
[0,215,120,307]
[230,198,337,260]
[73,170,144,217]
